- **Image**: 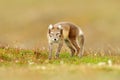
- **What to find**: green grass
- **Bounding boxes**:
[0,48,120,66]
[0,48,120,80]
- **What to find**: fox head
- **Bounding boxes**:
[48,24,63,43]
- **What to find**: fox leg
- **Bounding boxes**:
[69,38,80,56]
[78,35,84,57]
[55,41,63,59]
[48,43,53,60]
[65,39,76,56]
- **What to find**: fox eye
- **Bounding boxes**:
[56,32,60,35]
[56,33,59,35]
[56,33,61,37]
[49,33,54,37]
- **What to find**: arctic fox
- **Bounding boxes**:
[47,22,84,59]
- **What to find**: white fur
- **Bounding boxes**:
[48,24,53,29]
[79,28,83,35]
[58,25,62,29]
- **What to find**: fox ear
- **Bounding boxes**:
[48,24,53,29]
[58,25,62,29]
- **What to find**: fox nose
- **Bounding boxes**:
[54,39,57,41]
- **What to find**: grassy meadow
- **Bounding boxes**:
[0,48,120,80]
[0,0,120,80]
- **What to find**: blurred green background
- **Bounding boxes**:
[0,0,120,49]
